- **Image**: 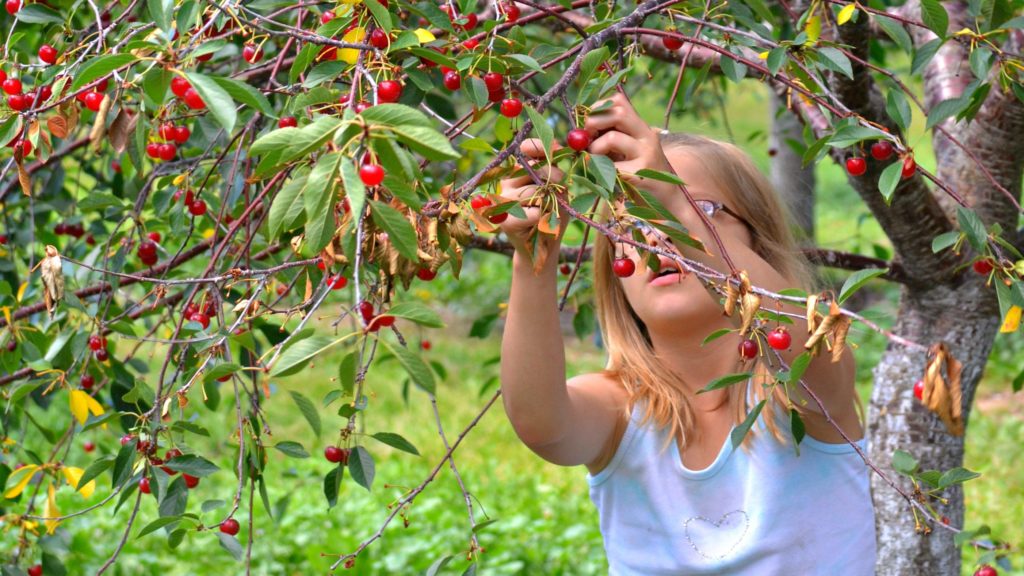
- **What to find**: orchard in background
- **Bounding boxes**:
[0,0,1023,573]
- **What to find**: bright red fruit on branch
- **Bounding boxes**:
[2,78,22,94]
[417,268,437,281]
[242,43,264,64]
[83,440,95,453]
[27,566,41,576]
[80,374,95,390]
[901,156,916,178]
[83,91,104,112]
[159,123,176,140]
[612,258,635,278]
[320,10,334,24]
[471,195,492,211]
[146,142,161,159]
[359,164,385,186]
[139,477,151,494]
[501,2,520,21]
[846,156,867,176]
[157,143,176,161]
[148,231,161,243]
[325,445,344,462]
[378,80,402,103]
[974,566,998,576]
[137,240,158,266]
[328,275,347,290]
[278,116,298,128]
[973,259,994,275]
[483,72,503,91]
[170,76,191,97]
[567,128,591,151]
[88,335,106,351]
[560,263,571,275]
[173,125,190,142]
[739,339,758,359]
[443,71,462,91]
[190,312,210,329]
[870,140,894,161]
[184,474,200,488]
[38,44,58,65]
[766,328,791,350]
[369,29,389,49]
[7,93,27,111]
[220,519,240,536]
[662,34,683,50]
[183,87,205,109]
[913,379,924,401]
[5,0,20,15]
[500,97,523,118]
[188,199,207,216]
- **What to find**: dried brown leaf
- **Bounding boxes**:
[830,315,851,363]
[923,343,964,436]
[806,294,819,335]
[108,108,137,154]
[40,245,64,318]
[723,282,739,317]
[47,115,69,139]
[739,291,761,336]
[88,94,112,148]
[16,159,31,196]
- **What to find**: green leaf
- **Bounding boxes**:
[285,116,344,162]
[589,154,618,192]
[931,230,960,253]
[323,466,344,508]
[634,168,685,185]
[828,124,887,148]
[359,103,434,128]
[78,456,115,488]
[720,53,747,83]
[766,47,788,75]
[348,446,375,491]
[16,3,64,24]
[877,159,904,204]
[182,72,237,133]
[209,75,274,116]
[938,466,980,488]
[926,97,970,130]
[146,0,173,32]
[340,157,367,220]
[137,515,183,538]
[203,363,240,384]
[272,335,342,377]
[789,408,805,448]
[370,432,420,456]
[698,372,752,394]
[217,532,244,560]
[875,15,913,53]
[730,400,766,448]
[364,0,391,30]
[507,54,544,72]
[957,207,988,253]
[268,170,309,239]
[386,125,460,161]
[815,47,854,79]
[427,555,456,576]
[525,105,553,159]
[71,55,137,92]
[165,455,219,478]
[290,391,322,438]
[303,152,343,253]
[369,200,419,260]
[577,47,610,93]
[274,441,310,459]
[788,352,813,384]
[338,351,358,397]
[1012,365,1024,392]
[912,38,944,76]
[380,338,436,394]
[892,449,919,474]
[919,0,950,36]
[386,302,444,328]
[303,61,347,88]
[701,328,734,346]
[838,267,888,304]
[885,90,912,134]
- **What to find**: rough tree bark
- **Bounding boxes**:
[820,2,1024,574]
[768,90,816,242]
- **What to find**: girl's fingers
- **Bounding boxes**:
[588,130,642,162]
[585,92,658,144]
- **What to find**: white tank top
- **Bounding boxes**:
[586,391,876,575]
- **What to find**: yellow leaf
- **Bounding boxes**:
[1,306,11,330]
[16,281,27,303]
[62,466,96,499]
[805,15,821,44]
[4,464,39,499]
[758,50,770,59]
[837,3,856,25]
[69,390,105,426]
[413,28,436,44]
[1000,305,1021,333]
[44,483,59,534]
[338,27,367,65]
[173,174,187,186]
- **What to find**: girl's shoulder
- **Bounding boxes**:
[572,371,632,475]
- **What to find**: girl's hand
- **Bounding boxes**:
[582,92,678,203]
[497,139,567,255]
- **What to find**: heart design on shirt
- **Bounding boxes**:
[683,510,750,560]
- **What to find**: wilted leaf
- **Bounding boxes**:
[922,342,964,436]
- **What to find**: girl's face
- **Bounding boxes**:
[613,149,753,336]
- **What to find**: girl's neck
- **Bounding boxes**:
[646,321,745,406]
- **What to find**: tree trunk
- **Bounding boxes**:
[768,90,816,243]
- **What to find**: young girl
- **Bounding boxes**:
[497,92,876,574]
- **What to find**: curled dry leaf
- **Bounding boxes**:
[108,108,138,154]
[739,290,761,336]
[47,114,70,139]
[830,315,851,363]
[40,245,64,318]
[16,158,31,196]
[806,293,820,335]
[723,281,740,317]
[923,342,964,436]
[88,94,112,149]
[804,300,842,355]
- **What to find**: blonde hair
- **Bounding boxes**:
[593,132,822,457]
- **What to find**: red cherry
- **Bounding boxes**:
[739,339,758,359]
[325,445,344,463]
[190,312,210,329]
[196,52,213,62]
[461,39,479,50]
[95,348,109,362]
[369,29,389,50]
[766,328,791,350]
[27,566,41,576]
[483,72,503,91]
[165,448,183,460]
[157,143,176,161]
[560,263,571,276]
[500,98,523,118]
[501,2,520,21]
[37,84,52,102]
[488,212,508,224]
[566,128,591,152]
[188,199,207,217]
[5,0,21,15]
[96,77,109,92]
[974,565,998,576]
[148,231,162,243]
[83,441,95,453]
[417,268,437,281]
[487,89,505,103]
[941,516,951,525]
[146,142,161,158]
[973,259,994,275]
[378,80,402,103]
[0,234,6,245]
[662,35,683,50]
[846,156,867,176]
[0,70,5,84]
[183,474,200,488]
[612,258,636,278]
[278,116,298,128]
[7,93,27,111]
[120,434,134,446]
[242,44,264,64]
[158,122,176,140]
[170,77,191,98]
[2,78,21,95]
[870,140,894,161]
[84,91,104,112]
[353,100,371,113]
[139,477,151,494]
[328,275,348,290]
[183,87,205,109]
[359,164,385,186]
[137,240,158,266]
[443,71,462,91]
[14,138,30,157]
[38,44,58,65]
[470,195,492,211]
[357,301,375,323]
[173,125,190,143]
[901,156,916,179]
[458,12,478,30]
[88,335,106,351]
[913,379,924,400]
[220,519,240,536]
[80,374,95,390]
[321,10,334,24]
